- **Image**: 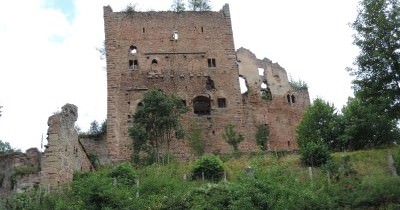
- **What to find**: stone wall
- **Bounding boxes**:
[237,47,310,150]
[80,136,110,166]
[40,104,94,188]
[0,148,41,199]
[104,5,310,162]
[104,4,243,161]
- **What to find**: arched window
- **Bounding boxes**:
[193,96,211,115]
[291,95,296,103]
[129,45,137,54]
[151,59,158,64]
[287,94,291,103]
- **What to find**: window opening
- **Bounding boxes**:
[151,59,158,64]
[287,95,291,103]
[258,68,264,76]
[143,27,145,33]
[201,27,204,32]
[172,31,178,40]
[193,96,211,115]
[206,77,215,90]
[182,100,187,106]
[138,102,143,107]
[217,98,226,108]
[207,58,216,68]
[129,45,137,54]
[129,60,138,70]
[291,95,296,103]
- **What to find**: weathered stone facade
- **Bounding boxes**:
[0,104,94,198]
[41,104,93,188]
[104,4,310,162]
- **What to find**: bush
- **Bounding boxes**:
[192,155,224,181]
[109,163,137,187]
[300,142,330,167]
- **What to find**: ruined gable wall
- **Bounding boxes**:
[237,48,310,150]
[41,104,93,188]
[104,5,244,161]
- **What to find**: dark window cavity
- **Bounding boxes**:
[218,98,226,108]
[208,58,216,68]
[193,96,211,115]
[151,59,158,64]
[129,59,139,70]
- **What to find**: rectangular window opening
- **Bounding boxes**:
[218,98,226,108]
[208,58,216,68]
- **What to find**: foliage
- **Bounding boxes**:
[189,124,205,156]
[340,96,400,150]
[171,0,185,12]
[188,0,211,11]
[129,89,187,165]
[300,142,330,167]
[0,105,2,117]
[296,98,342,151]
[255,124,269,151]
[191,155,224,181]
[223,124,244,153]
[124,3,137,13]
[289,78,308,90]
[87,153,100,169]
[349,0,400,119]
[3,147,400,209]
[0,140,15,154]
[78,119,107,139]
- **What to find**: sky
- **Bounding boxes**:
[0,0,359,151]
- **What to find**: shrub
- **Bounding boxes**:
[109,163,137,187]
[300,142,330,167]
[192,155,224,181]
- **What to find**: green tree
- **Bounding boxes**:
[340,96,400,150]
[349,0,400,119]
[171,0,185,12]
[255,124,269,151]
[89,120,100,136]
[0,140,14,154]
[222,124,244,153]
[296,98,342,151]
[188,0,211,11]
[128,89,187,164]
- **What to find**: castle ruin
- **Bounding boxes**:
[104,4,310,162]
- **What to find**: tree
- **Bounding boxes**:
[349,0,400,119]
[89,121,100,136]
[171,0,185,12]
[222,124,244,153]
[296,98,342,151]
[128,89,187,164]
[340,96,400,150]
[188,0,211,11]
[255,124,269,151]
[0,140,14,154]
[0,105,2,117]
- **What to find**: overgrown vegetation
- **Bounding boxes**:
[191,155,224,181]
[78,119,107,139]
[222,124,244,153]
[0,140,16,154]
[3,147,400,209]
[188,0,211,11]
[255,124,269,151]
[289,78,308,90]
[129,89,187,165]
[189,124,205,156]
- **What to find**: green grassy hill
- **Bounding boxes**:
[2,146,400,210]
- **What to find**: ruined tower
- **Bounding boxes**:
[104,4,310,162]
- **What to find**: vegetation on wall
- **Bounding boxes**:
[129,89,187,165]
[78,120,107,139]
[189,124,205,156]
[255,124,269,151]
[188,0,211,11]
[222,124,244,153]
[0,140,16,154]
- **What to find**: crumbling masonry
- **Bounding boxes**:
[104,4,310,162]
